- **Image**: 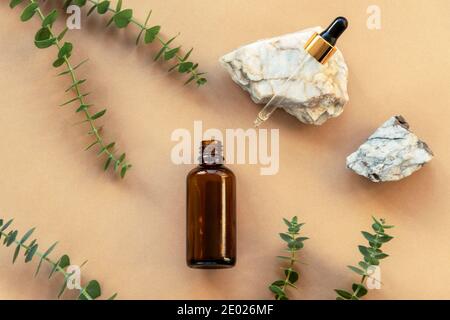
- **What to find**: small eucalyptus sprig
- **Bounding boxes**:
[0,217,116,300]
[335,216,394,300]
[62,0,207,86]
[269,216,308,300]
[9,0,132,178]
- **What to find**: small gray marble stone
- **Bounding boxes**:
[220,27,349,125]
[346,116,434,182]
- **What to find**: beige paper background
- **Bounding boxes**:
[0,0,449,300]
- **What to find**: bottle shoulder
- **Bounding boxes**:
[187,165,235,178]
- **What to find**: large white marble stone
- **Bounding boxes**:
[347,116,434,182]
[220,27,349,125]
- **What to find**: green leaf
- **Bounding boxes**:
[108,293,118,300]
[77,104,92,113]
[352,283,368,298]
[358,245,371,258]
[378,235,393,243]
[178,62,193,73]
[372,223,383,232]
[97,1,110,14]
[25,244,38,262]
[87,4,98,16]
[104,155,113,171]
[73,0,87,6]
[120,164,131,178]
[48,258,60,279]
[113,9,133,28]
[285,269,299,283]
[279,233,291,243]
[57,27,68,42]
[118,153,126,163]
[91,109,107,120]
[35,27,51,41]
[276,255,291,260]
[269,284,285,297]
[143,9,152,26]
[271,280,285,287]
[335,289,352,300]
[364,256,379,266]
[116,0,122,11]
[182,48,193,61]
[361,231,376,243]
[10,0,23,9]
[19,228,35,244]
[98,142,115,155]
[53,58,65,68]
[282,218,291,227]
[6,230,18,247]
[154,35,178,61]
[42,9,58,27]
[144,25,161,44]
[196,77,207,86]
[358,261,370,270]
[288,238,304,250]
[58,42,73,59]
[66,79,86,92]
[72,59,89,71]
[184,75,196,85]
[79,280,101,300]
[35,38,56,49]
[60,96,80,107]
[58,254,70,268]
[135,28,144,46]
[114,160,120,172]
[164,47,180,60]
[167,62,181,72]
[106,16,114,27]
[25,239,36,255]
[36,242,58,276]
[12,245,21,264]
[85,140,99,151]
[20,2,39,22]
[58,278,67,298]
[347,265,366,276]
[374,252,389,259]
[34,27,56,48]
[154,46,167,61]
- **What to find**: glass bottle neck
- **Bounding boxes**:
[199,140,224,166]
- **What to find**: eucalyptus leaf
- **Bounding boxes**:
[335,289,352,300]
[20,2,38,22]
[58,42,73,59]
[10,0,23,9]
[79,280,101,300]
[352,283,368,298]
[25,244,38,263]
[42,9,58,27]
[113,9,133,28]
[144,25,160,44]
[91,109,107,120]
[97,1,110,14]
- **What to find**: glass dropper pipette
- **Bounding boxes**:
[254,17,348,127]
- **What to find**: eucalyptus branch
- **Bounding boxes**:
[335,216,394,300]
[0,217,116,300]
[269,216,308,300]
[64,0,207,86]
[9,0,132,178]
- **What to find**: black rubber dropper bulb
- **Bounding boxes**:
[320,17,348,46]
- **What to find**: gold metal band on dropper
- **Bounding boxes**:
[304,32,337,64]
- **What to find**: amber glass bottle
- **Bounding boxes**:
[186,140,236,268]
